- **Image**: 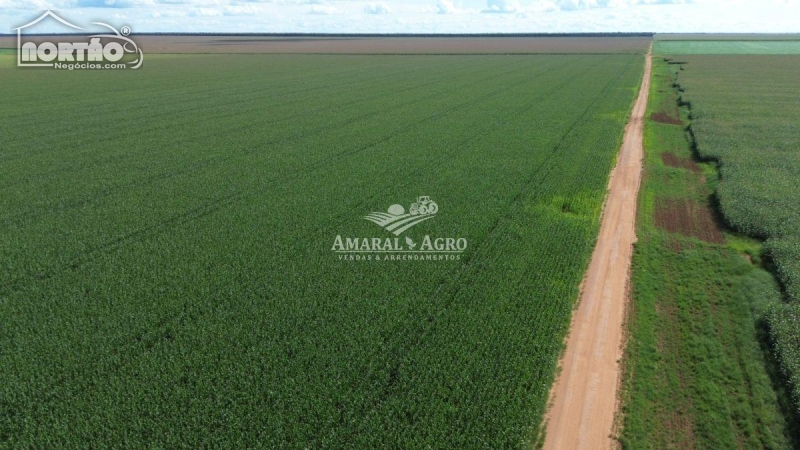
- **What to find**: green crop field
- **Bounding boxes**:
[671,54,800,428]
[654,40,800,54]
[656,34,800,41]
[0,52,643,447]
[619,58,797,448]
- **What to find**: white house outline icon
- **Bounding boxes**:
[13,11,85,68]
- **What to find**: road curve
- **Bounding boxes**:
[542,45,652,450]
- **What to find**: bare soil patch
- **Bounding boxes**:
[651,112,683,125]
[655,198,724,243]
[660,152,701,172]
[667,236,696,253]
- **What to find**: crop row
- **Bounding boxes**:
[0,53,643,446]
[673,55,800,419]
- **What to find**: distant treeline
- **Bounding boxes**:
[0,32,655,38]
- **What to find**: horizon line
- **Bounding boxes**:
[3,32,800,38]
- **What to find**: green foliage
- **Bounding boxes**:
[0,53,643,446]
[668,55,800,420]
[768,304,800,417]
[673,55,800,301]
[620,59,795,449]
[654,41,800,55]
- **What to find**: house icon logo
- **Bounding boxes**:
[14,10,143,69]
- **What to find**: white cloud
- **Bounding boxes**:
[221,0,326,3]
[555,0,601,9]
[426,0,478,14]
[436,0,457,13]
[364,2,390,14]
[308,4,338,14]
[224,4,262,15]
[149,9,187,17]
[483,0,522,13]
[1,0,63,8]
[1,0,799,33]
[554,0,695,9]
[75,0,156,8]
[190,7,223,16]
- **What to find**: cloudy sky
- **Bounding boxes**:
[3,0,800,34]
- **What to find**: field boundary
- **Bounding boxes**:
[542,44,651,450]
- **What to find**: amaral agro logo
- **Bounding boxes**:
[332,196,468,261]
[15,11,143,70]
[364,195,438,236]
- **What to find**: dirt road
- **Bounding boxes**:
[543,46,651,450]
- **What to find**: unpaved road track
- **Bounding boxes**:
[543,46,651,450]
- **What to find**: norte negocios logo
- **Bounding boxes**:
[14,10,143,70]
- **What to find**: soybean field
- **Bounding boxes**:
[0,53,644,446]
[654,40,800,54]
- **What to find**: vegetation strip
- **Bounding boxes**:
[543,46,651,450]
[619,55,798,449]
[669,53,800,435]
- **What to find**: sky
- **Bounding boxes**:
[3,0,800,34]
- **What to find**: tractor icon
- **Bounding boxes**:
[409,196,438,216]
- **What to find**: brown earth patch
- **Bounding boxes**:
[651,112,683,125]
[660,152,701,172]
[667,236,695,253]
[667,406,698,449]
[655,198,724,244]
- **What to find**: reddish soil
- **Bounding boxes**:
[651,112,683,125]
[660,152,701,172]
[654,198,724,244]
[667,236,696,253]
